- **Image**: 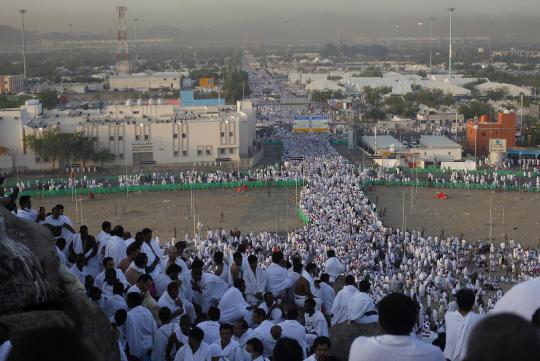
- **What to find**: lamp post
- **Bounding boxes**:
[473,124,479,160]
[18,9,27,82]
[133,18,139,63]
[448,8,455,78]
[429,17,434,69]
[69,23,73,62]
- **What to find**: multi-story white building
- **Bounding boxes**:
[0,100,261,172]
[109,72,181,91]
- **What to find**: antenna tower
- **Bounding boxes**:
[116,5,130,75]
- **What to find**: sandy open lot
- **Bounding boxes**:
[31,187,302,242]
[367,186,540,247]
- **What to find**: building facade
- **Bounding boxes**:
[466,112,516,156]
[109,72,181,91]
[0,101,260,172]
[0,75,24,94]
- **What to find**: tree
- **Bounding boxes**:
[365,109,386,120]
[37,90,58,110]
[485,88,509,101]
[363,86,391,107]
[358,67,383,77]
[92,149,115,168]
[222,70,250,104]
[458,101,491,119]
[24,128,62,170]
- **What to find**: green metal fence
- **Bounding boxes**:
[17,180,302,198]
[296,207,310,225]
[363,179,540,192]
[386,167,538,177]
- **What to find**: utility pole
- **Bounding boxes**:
[488,20,494,64]
[133,18,139,63]
[18,9,27,83]
[448,8,455,78]
[69,23,73,62]
[429,17,434,68]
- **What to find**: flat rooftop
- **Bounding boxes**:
[419,135,462,148]
[361,135,405,150]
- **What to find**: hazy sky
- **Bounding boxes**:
[3,0,540,33]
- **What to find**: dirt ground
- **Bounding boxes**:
[32,187,303,242]
[367,186,540,247]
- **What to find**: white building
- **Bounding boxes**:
[0,101,261,172]
[361,135,406,156]
[415,135,462,163]
[109,72,181,91]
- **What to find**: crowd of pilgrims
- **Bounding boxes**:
[1,128,540,361]
[1,67,540,360]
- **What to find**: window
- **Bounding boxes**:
[109,136,114,141]
[182,151,188,156]
[173,150,179,156]
[35,157,41,163]
[118,136,123,141]
[133,111,139,114]
[182,133,187,139]
[173,133,178,139]
[229,132,233,137]
[118,153,124,159]
[206,149,211,155]
[135,135,140,141]
[197,150,202,156]
[229,148,234,154]
[220,148,226,155]
[119,111,124,114]
[144,134,149,140]
[221,132,225,137]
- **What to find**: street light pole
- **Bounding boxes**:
[133,18,139,63]
[18,9,27,83]
[429,17,434,69]
[448,8,455,78]
[69,23,73,62]
[474,124,478,160]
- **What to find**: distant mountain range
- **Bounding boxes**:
[1,14,540,49]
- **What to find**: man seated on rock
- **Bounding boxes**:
[16,195,43,222]
[304,298,328,348]
[94,257,128,289]
[257,292,283,323]
[103,281,128,318]
[125,252,148,285]
[305,336,331,361]
[158,281,186,324]
[69,254,91,285]
[218,279,251,325]
[245,337,265,361]
[348,280,378,325]
[128,274,158,319]
[125,292,157,361]
[348,292,445,361]
[196,306,221,345]
[118,242,141,274]
[212,323,243,361]
[174,327,211,361]
[0,176,18,214]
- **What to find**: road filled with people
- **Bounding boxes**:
[0,67,539,361]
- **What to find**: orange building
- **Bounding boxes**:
[198,77,215,89]
[0,75,24,94]
[466,112,516,155]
